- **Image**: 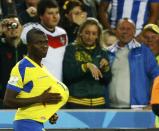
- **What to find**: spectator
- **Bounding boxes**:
[0,16,27,108]
[60,0,87,43]
[3,28,69,130]
[0,0,17,19]
[63,18,112,109]
[56,0,68,17]
[100,29,118,50]
[16,0,40,25]
[107,18,159,109]
[98,0,159,35]
[142,24,159,61]
[21,0,68,81]
[80,0,98,18]
[142,24,159,127]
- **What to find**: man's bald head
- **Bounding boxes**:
[117,18,136,29]
[116,18,136,46]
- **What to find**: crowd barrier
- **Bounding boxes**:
[0,109,156,129]
[0,129,159,131]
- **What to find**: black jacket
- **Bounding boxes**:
[63,44,112,98]
[0,39,27,98]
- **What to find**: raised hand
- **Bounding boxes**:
[26,7,37,17]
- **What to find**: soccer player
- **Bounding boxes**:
[3,28,69,131]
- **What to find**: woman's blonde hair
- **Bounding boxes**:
[75,17,103,46]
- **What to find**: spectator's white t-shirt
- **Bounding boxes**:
[21,23,68,81]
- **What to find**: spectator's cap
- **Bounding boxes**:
[144,24,159,34]
[63,0,83,14]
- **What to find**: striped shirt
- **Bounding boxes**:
[104,0,159,35]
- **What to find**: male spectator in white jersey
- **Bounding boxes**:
[98,0,159,36]
[21,0,67,81]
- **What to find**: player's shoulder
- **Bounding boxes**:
[14,57,26,68]
[13,57,34,71]
[11,59,22,74]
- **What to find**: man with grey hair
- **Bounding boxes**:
[107,18,159,109]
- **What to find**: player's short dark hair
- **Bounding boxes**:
[37,0,59,16]
[26,28,46,44]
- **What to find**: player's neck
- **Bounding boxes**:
[28,55,42,66]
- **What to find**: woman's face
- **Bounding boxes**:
[80,24,99,47]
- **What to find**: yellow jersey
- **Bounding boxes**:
[7,56,69,123]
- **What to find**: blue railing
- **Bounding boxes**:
[0,109,155,129]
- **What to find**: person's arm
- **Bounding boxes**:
[83,62,103,80]
[151,74,159,116]
[63,45,103,82]
[98,0,111,29]
[99,58,112,86]
[148,2,159,24]
[63,45,86,83]
[18,10,32,25]
[3,87,62,108]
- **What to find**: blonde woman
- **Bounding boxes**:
[63,18,112,109]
